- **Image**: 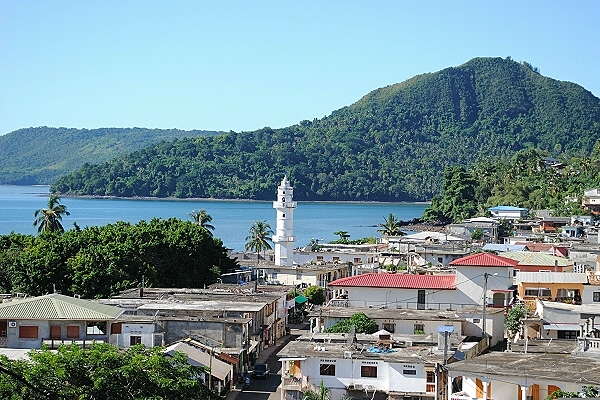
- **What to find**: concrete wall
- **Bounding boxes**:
[6,320,106,349]
[345,286,462,310]
[299,355,429,394]
[163,320,245,347]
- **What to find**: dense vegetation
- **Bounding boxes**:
[423,145,600,222]
[0,344,221,400]
[0,127,220,185]
[0,218,236,298]
[51,57,600,202]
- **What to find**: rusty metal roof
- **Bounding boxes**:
[0,293,124,320]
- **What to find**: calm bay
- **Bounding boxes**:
[0,185,428,252]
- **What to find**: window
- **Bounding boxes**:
[130,335,142,345]
[50,326,61,339]
[513,269,519,277]
[594,292,600,302]
[414,324,424,334]
[19,325,38,338]
[66,326,80,338]
[111,322,122,334]
[426,371,435,393]
[271,273,277,279]
[361,365,377,378]
[319,364,335,376]
[296,273,302,280]
[403,369,417,375]
[558,331,578,340]
[383,323,395,333]
[525,287,551,297]
[283,213,286,217]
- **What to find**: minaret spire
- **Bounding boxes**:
[272,176,296,266]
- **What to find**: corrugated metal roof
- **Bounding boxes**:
[328,273,456,289]
[502,251,573,267]
[449,252,520,267]
[0,294,124,320]
[517,272,588,284]
[165,342,232,381]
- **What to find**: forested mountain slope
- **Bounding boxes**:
[0,127,221,184]
[52,57,600,201]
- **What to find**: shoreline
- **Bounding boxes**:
[58,193,431,206]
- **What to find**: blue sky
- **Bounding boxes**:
[1,1,599,135]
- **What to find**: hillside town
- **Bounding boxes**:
[2,177,600,400]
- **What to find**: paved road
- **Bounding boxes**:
[235,329,304,400]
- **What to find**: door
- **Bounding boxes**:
[50,325,61,339]
[417,290,426,310]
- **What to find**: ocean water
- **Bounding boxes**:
[0,185,428,252]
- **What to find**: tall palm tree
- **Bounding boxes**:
[245,220,273,263]
[376,213,404,237]
[188,209,215,234]
[33,195,70,233]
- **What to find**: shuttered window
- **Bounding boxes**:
[66,326,80,338]
[19,325,39,338]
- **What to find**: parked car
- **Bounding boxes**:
[252,363,270,379]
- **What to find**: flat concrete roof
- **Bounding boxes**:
[310,306,465,321]
[447,350,600,385]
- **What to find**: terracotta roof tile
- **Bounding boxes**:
[328,273,455,289]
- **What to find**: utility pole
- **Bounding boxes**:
[482,272,488,338]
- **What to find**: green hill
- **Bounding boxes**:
[0,127,221,184]
[51,57,600,201]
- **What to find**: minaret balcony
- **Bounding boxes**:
[273,201,297,209]
[272,235,296,242]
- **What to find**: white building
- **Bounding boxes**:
[273,176,296,266]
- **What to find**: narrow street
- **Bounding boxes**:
[231,327,305,400]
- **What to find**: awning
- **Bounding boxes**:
[165,342,232,381]
[295,295,308,304]
[543,323,581,331]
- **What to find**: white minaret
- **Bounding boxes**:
[272,176,296,266]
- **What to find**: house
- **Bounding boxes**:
[449,252,518,310]
[165,339,235,396]
[516,271,586,308]
[327,273,458,310]
[501,251,574,274]
[447,340,600,400]
[448,217,499,243]
[308,306,505,348]
[0,293,123,349]
[109,314,164,348]
[488,205,528,221]
[255,261,352,288]
[582,188,600,215]
[277,330,472,400]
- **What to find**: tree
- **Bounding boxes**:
[245,220,274,263]
[377,213,405,237]
[302,380,355,400]
[333,231,350,242]
[471,228,483,241]
[33,195,70,233]
[505,303,528,340]
[324,312,378,334]
[0,343,221,400]
[188,209,215,234]
[304,285,326,305]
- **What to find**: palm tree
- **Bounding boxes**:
[245,220,274,263]
[333,231,350,241]
[376,213,404,237]
[302,380,355,400]
[33,195,70,233]
[188,209,215,234]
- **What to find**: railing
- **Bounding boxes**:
[327,299,478,310]
[42,338,107,349]
[282,375,304,390]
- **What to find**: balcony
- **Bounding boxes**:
[282,375,304,390]
[273,201,297,209]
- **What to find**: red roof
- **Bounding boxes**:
[449,252,519,267]
[328,273,456,290]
